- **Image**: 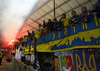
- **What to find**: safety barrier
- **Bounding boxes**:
[10,55,37,71]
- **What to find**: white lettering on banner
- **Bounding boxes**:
[25,55,30,60]
[15,51,22,61]
[17,52,21,59]
[15,51,18,59]
[31,55,35,63]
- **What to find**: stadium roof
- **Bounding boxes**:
[16,0,98,38]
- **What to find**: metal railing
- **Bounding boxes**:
[10,55,37,71]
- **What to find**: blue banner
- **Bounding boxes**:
[73,49,100,71]
[37,16,100,52]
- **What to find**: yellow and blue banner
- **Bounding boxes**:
[73,49,100,71]
[37,16,100,52]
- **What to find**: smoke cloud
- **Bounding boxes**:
[0,0,39,42]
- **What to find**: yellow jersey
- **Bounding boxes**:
[61,17,70,27]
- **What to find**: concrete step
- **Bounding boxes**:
[0,59,13,71]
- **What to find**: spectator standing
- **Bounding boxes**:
[42,20,49,35]
[43,20,46,28]
[92,0,100,18]
[38,24,42,35]
[60,13,70,28]
[80,6,94,30]
[70,11,80,26]
[53,18,62,31]
[46,19,54,32]
[80,6,94,23]
[27,30,32,41]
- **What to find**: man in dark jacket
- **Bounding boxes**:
[46,19,54,32]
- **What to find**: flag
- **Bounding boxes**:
[59,55,74,71]
[54,58,60,71]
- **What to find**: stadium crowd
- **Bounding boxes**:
[38,1,100,35]
[12,0,100,70]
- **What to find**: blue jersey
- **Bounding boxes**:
[58,18,62,24]
[80,10,94,22]
[92,1,100,14]
[53,22,62,31]
[70,15,80,25]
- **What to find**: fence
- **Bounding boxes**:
[10,55,37,71]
